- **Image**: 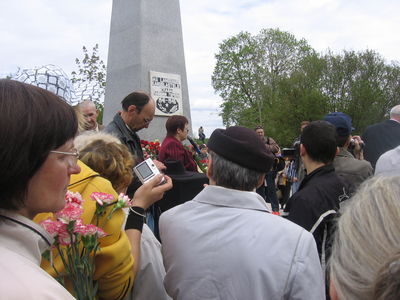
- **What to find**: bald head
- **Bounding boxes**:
[390,105,400,121]
[120,93,155,132]
[80,100,96,110]
[79,100,99,130]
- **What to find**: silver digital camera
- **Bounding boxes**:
[134,158,165,185]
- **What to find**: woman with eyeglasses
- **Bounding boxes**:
[0,78,172,300]
[29,97,172,299]
[158,115,198,172]
[0,79,79,299]
[36,143,171,300]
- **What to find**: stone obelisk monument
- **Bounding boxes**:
[104,0,192,141]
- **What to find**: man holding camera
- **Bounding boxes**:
[324,112,373,195]
[291,121,310,194]
[255,125,281,215]
[105,91,166,196]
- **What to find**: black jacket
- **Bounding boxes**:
[105,113,144,161]
[105,113,144,197]
[284,164,349,260]
[362,119,400,169]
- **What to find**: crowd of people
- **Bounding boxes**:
[1,76,400,300]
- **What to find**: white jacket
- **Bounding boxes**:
[160,185,325,300]
[0,210,75,300]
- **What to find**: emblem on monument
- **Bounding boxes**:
[150,71,183,116]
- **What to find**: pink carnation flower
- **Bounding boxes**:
[40,219,65,236]
[73,219,85,234]
[40,218,71,245]
[115,193,133,209]
[90,192,115,206]
[73,219,107,238]
[58,229,74,246]
[65,191,83,205]
[56,202,83,223]
[86,224,107,238]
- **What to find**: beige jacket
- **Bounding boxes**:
[0,210,75,299]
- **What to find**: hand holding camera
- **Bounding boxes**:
[132,158,173,209]
[349,135,365,160]
[132,173,173,210]
[134,158,166,185]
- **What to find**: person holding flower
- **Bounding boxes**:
[0,79,79,299]
[35,128,171,300]
[36,140,171,300]
[158,115,198,172]
[35,158,135,300]
[23,74,134,299]
[17,67,172,300]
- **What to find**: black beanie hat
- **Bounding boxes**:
[207,126,274,173]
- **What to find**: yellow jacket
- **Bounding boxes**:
[34,160,134,300]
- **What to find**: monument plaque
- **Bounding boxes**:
[150,71,183,116]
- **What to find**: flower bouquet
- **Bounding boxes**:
[40,191,133,300]
[141,139,160,160]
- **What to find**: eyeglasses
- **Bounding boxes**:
[50,149,80,167]
[135,107,152,125]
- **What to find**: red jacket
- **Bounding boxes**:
[159,135,198,172]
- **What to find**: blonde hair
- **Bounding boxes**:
[329,175,400,300]
[75,131,121,151]
[72,104,88,133]
[76,133,135,193]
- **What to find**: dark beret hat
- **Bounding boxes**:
[207,126,274,173]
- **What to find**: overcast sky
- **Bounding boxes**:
[1,0,399,137]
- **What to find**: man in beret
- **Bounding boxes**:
[324,112,373,195]
[159,126,325,300]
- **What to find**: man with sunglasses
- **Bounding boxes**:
[106,91,166,197]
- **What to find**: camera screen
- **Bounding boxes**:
[136,163,153,179]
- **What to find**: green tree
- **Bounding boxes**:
[256,29,315,141]
[71,44,107,123]
[212,31,260,126]
[212,28,315,144]
[321,50,400,134]
[212,28,400,145]
[273,54,329,144]
[71,44,107,107]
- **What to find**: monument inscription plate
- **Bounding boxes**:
[150,71,183,116]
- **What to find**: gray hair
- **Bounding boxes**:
[389,105,400,118]
[209,151,264,191]
[373,250,400,300]
[329,175,400,300]
[79,99,96,109]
